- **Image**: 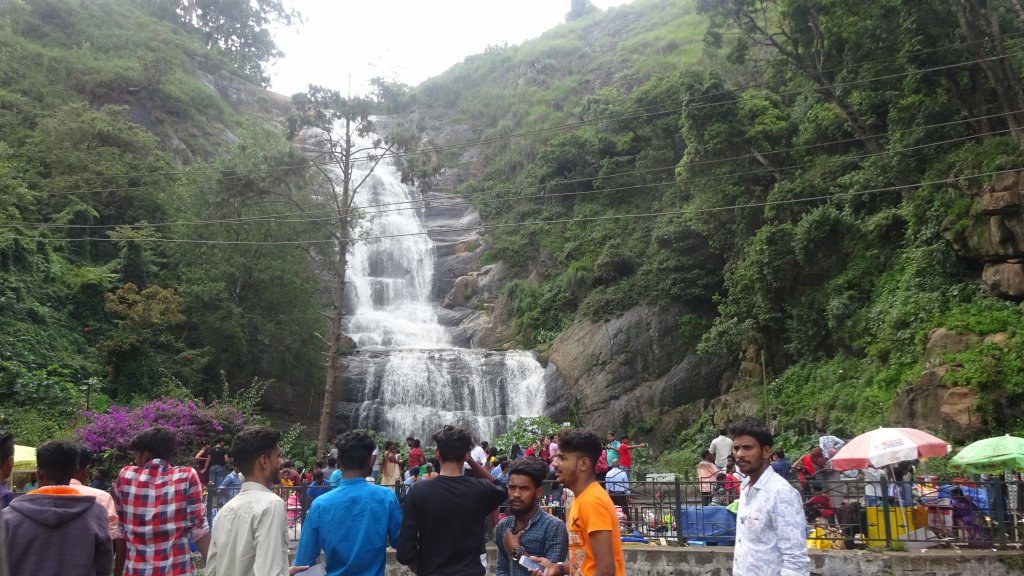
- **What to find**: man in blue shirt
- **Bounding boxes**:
[294,431,402,576]
[770,449,793,481]
[495,457,567,576]
[491,458,510,484]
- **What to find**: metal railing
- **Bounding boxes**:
[202,475,1024,549]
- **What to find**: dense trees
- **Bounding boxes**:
[421,0,1024,443]
[0,2,323,442]
[136,0,298,84]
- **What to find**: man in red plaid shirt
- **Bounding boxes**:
[114,427,210,575]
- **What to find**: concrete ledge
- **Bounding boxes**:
[384,546,1024,576]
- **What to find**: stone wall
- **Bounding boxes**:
[383,547,1024,576]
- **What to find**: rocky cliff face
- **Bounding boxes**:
[950,169,1024,298]
[542,304,735,450]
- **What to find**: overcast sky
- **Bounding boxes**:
[269,0,635,97]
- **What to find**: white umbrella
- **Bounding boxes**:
[829,427,950,472]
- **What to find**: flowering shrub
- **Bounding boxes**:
[77,397,254,467]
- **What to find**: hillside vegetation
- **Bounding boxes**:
[0,0,326,443]
[412,0,1024,468]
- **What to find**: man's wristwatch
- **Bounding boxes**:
[511,546,527,561]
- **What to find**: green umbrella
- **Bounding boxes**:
[950,434,1024,473]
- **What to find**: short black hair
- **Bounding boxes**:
[313,470,324,481]
[36,441,79,485]
[410,466,421,477]
[327,456,337,467]
[77,445,94,470]
[481,441,489,450]
[727,418,773,448]
[508,456,547,488]
[413,439,421,448]
[130,426,176,460]
[433,425,472,463]
[230,426,281,476]
[336,430,376,471]
[621,435,630,441]
[718,428,727,436]
[558,428,602,467]
[0,429,14,464]
[701,450,713,459]
[773,449,786,458]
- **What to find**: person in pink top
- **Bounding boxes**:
[548,435,559,464]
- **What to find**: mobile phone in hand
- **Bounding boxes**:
[518,555,544,572]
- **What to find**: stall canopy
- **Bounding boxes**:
[950,434,1024,473]
[13,444,36,472]
[829,427,950,471]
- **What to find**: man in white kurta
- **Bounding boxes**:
[730,419,810,576]
[206,427,308,576]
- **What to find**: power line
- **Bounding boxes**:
[25,46,1024,192]
[360,50,1024,164]
[26,104,1021,217]
[4,169,1012,246]
[5,121,1015,231]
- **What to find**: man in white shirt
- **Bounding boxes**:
[471,442,489,467]
[709,428,733,468]
[730,418,809,576]
[206,427,309,576]
[604,461,630,496]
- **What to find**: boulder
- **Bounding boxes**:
[961,214,1024,261]
[978,190,1023,214]
[982,262,1024,299]
[888,367,982,443]
[924,327,979,365]
[444,273,478,307]
[991,169,1021,192]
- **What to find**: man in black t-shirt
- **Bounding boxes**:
[207,438,228,487]
[397,425,507,576]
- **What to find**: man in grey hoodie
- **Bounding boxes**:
[1,440,112,576]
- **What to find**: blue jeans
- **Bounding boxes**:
[209,465,227,488]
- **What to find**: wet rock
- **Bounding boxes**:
[982,262,1024,299]
[544,304,733,449]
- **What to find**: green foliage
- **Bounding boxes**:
[492,416,563,454]
[134,0,297,85]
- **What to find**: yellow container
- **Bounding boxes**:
[864,506,915,547]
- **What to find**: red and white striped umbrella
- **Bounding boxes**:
[829,427,950,471]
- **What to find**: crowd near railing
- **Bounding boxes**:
[203,474,1024,549]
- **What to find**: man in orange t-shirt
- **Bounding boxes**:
[529,429,624,576]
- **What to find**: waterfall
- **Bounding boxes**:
[337,133,546,443]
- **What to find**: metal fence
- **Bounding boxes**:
[203,475,1024,549]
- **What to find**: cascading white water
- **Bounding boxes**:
[340,134,546,442]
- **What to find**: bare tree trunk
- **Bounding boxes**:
[316,119,354,455]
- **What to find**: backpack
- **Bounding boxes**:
[595,449,609,473]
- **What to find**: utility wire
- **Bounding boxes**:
[6,120,1016,230]
[27,103,1022,216]
[3,169,1013,246]
[25,47,1024,190]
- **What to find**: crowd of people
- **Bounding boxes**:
[1,418,813,576]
